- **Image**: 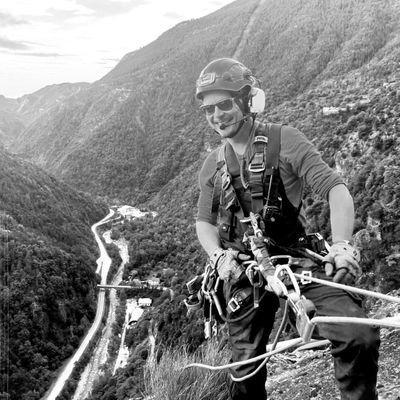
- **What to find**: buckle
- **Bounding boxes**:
[221,171,232,190]
[270,255,293,266]
[227,297,240,313]
[248,164,265,173]
[248,153,265,173]
[254,135,269,144]
[300,271,312,285]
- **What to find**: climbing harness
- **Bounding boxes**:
[184,212,400,379]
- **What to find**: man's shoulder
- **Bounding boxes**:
[202,146,220,166]
[280,124,311,148]
[255,121,300,140]
[199,146,222,181]
[254,121,303,149]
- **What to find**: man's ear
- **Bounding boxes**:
[249,88,265,113]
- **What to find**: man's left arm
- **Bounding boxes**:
[325,183,361,283]
[328,183,355,243]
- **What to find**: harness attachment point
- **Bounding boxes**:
[300,270,313,285]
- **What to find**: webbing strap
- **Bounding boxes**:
[215,123,282,215]
[217,146,238,210]
[248,123,282,213]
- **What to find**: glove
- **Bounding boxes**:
[210,248,250,284]
[323,241,361,284]
[265,275,287,297]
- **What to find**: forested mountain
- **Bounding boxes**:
[5,0,398,203]
[0,148,108,399]
[1,0,400,398]
[0,83,89,149]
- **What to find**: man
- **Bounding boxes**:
[194,58,380,400]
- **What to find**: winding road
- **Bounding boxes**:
[42,210,115,400]
[72,232,130,399]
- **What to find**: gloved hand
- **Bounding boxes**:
[323,241,361,284]
[265,275,287,297]
[210,247,250,284]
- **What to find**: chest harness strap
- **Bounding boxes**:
[248,124,281,216]
[217,123,282,217]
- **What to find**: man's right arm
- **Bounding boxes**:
[196,220,221,257]
[196,220,249,283]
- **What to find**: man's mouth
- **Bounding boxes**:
[217,120,231,130]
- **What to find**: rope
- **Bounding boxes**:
[231,297,291,382]
[184,338,303,373]
[293,273,400,304]
[311,316,400,329]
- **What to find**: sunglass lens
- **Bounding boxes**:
[201,98,234,114]
[203,105,215,114]
[218,99,234,111]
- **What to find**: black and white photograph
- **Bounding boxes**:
[1,1,399,399]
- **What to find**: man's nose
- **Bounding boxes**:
[213,105,225,118]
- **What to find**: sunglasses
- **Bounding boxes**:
[200,98,236,115]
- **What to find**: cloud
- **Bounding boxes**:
[14,51,64,57]
[75,0,150,18]
[42,7,91,24]
[101,57,120,62]
[0,11,28,26]
[209,0,229,5]
[163,11,184,20]
[0,36,31,50]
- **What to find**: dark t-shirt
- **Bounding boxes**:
[197,123,344,225]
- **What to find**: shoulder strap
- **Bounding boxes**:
[248,123,282,213]
[265,123,281,170]
[216,144,238,210]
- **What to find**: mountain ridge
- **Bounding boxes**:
[2,0,399,203]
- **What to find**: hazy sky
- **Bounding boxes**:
[0,0,234,98]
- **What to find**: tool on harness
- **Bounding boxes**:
[183,273,205,313]
[274,263,317,341]
[240,212,271,305]
[183,264,223,339]
[296,233,328,257]
[244,261,263,308]
[241,211,291,299]
[201,263,221,339]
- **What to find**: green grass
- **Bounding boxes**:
[143,339,231,400]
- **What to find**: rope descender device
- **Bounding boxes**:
[275,262,400,342]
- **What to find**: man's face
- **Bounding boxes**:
[201,90,244,139]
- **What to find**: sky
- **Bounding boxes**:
[0,0,234,99]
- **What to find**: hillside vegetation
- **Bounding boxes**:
[0,148,107,399]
